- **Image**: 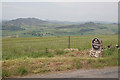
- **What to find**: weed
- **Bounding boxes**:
[98,58,106,63]
[46,54,54,57]
[104,47,116,56]
[18,66,27,75]
[91,63,104,68]
[75,60,82,69]
[2,70,10,78]
[87,59,95,64]
[55,67,63,71]
[45,48,49,54]
[70,54,75,57]
[55,49,64,55]
[38,69,50,73]
[64,51,70,53]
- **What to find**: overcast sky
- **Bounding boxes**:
[2,2,118,22]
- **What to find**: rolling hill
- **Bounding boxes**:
[2,18,62,31]
[1,18,118,38]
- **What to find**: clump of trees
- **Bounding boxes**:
[23,31,55,37]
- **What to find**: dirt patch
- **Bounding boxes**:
[65,50,89,57]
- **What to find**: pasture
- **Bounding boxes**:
[2,35,118,60]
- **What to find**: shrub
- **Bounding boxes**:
[18,66,27,75]
[2,70,10,78]
[55,49,64,55]
[104,47,116,56]
[76,62,82,69]
[45,48,49,54]
[46,53,54,57]
[64,51,70,53]
[98,58,106,63]
[75,60,82,69]
[43,48,54,57]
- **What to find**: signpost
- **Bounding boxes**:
[89,38,103,57]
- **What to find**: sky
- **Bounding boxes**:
[1,0,119,2]
[2,2,118,22]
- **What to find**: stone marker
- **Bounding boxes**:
[89,38,103,57]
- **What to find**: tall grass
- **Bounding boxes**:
[18,66,27,75]
[2,35,118,60]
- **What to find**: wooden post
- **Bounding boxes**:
[68,36,70,49]
[101,40,104,57]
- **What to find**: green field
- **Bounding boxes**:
[2,35,118,60]
[2,35,119,78]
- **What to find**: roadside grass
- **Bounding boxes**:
[75,61,82,69]
[2,49,118,78]
[2,69,10,78]
[18,66,28,75]
[2,35,118,78]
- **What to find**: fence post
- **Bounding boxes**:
[68,36,70,49]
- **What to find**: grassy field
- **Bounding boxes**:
[2,35,119,78]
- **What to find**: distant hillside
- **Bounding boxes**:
[56,22,104,29]
[2,18,59,31]
[55,22,118,36]
[2,18,118,37]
